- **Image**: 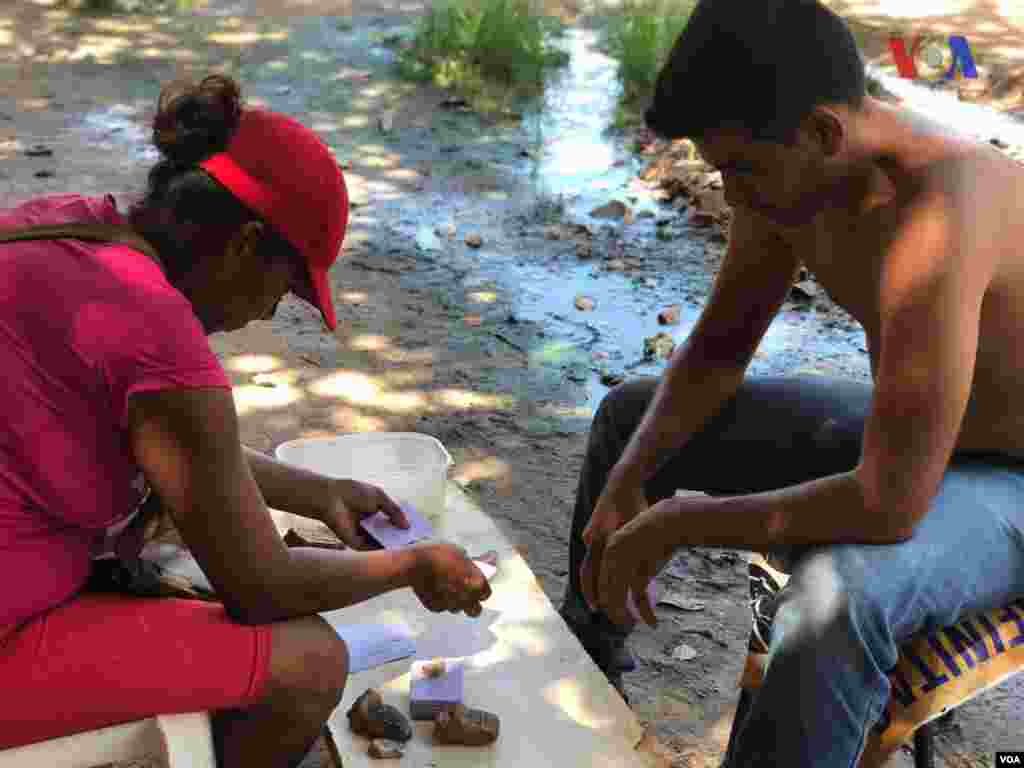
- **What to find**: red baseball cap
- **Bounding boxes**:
[200,107,347,330]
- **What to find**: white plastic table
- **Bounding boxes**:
[320,482,653,768]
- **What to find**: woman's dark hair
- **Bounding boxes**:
[645,0,867,144]
[128,74,299,283]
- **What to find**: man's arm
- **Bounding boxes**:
[669,181,997,549]
[611,206,802,488]
[581,207,801,609]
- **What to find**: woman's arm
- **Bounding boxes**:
[242,446,408,549]
[126,386,488,624]
[243,446,331,521]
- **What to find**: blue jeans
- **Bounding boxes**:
[561,376,1024,767]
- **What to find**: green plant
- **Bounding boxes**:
[65,0,197,12]
[398,0,569,102]
[602,0,696,103]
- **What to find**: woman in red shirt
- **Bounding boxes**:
[0,74,490,766]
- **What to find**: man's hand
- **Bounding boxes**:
[320,479,408,549]
[409,543,492,617]
[596,496,690,627]
[581,478,648,611]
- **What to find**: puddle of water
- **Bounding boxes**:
[68,12,871,421]
[521,28,659,219]
[415,224,443,251]
[80,104,159,164]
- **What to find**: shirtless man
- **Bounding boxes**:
[558,0,1024,764]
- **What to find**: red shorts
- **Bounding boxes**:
[0,593,272,750]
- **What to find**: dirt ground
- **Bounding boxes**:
[2,1,1023,767]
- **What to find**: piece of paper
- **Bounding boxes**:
[322,620,416,673]
[360,502,434,549]
[473,559,497,580]
[471,549,498,581]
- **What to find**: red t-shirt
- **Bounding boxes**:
[0,194,231,629]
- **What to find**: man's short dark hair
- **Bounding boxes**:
[645,0,866,143]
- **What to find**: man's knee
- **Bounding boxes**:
[769,548,893,670]
[592,378,657,440]
[265,616,349,715]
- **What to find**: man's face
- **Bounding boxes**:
[696,124,832,228]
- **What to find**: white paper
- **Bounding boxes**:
[322,620,417,674]
[360,502,434,549]
[473,559,497,580]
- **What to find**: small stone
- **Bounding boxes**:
[465,233,483,248]
[24,144,53,157]
[657,305,681,325]
[600,372,624,387]
[576,242,593,259]
[368,739,405,759]
[790,280,819,301]
[590,200,632,221]
[34,170,54,178]
[543,224,562,240]
[643,332,675,360]
[574,295,596,312]
[671,643,699,662]
[348,689,413,743]
[423,658,447,678]
[606,258,626,271]
[694,188,728,219]
[672,197,688,210]
[378,114,394,133]
[637,210,656,219]
[435,222,456,239]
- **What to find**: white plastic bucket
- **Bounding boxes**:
[274,433,454,520]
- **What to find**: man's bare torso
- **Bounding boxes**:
[781,122,1024,459]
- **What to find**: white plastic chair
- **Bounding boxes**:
[0,712,216,768]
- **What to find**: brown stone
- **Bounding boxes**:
[348,689,412,742]
[657,304,681,325]
[282,527,346,550]
[434,704,500,746]
[589,200,632,221]
[643,332,676,360]
[368,739,405,759]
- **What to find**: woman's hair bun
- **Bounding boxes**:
[152,74,242,167]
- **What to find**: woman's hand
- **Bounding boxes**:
[408,543,492,617]
[596,496,682,628]
[320,478,408,550]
